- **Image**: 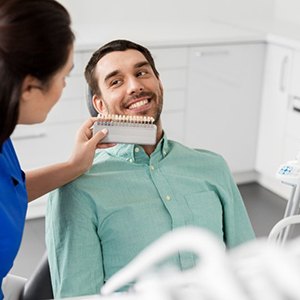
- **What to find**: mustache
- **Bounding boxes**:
[126,91,155,102]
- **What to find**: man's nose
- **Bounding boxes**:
[127,77,144,94]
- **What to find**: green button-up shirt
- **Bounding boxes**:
[46,136,255,298]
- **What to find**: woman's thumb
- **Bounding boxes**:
[89,128,108,146]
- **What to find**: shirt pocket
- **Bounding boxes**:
[184,190,224,240]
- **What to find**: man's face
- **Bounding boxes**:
[93,49,163,124]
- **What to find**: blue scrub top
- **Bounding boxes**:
[0,138,27,299]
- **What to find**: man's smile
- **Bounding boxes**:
[128,99,149,109]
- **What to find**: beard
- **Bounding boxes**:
[123,89,164,124]
[152,93,163,125]
[133,92,163,125]
[101,88,164,124]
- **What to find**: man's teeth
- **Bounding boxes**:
[129,99,148,109]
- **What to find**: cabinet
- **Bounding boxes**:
[150,46,188,144]
[185,43,265,176]
[254,44,300,199]
[255,44,295,198]
[256,44,293,176]
[283,50,300,162]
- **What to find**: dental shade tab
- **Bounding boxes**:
[93,114,157,145]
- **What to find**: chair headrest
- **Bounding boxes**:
[86,86,98,117]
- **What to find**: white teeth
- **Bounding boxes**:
[97,114,155,124]
[129,99,148,109]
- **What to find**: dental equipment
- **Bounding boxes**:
[275,152,300,243]
[101,226,249,300]
[269,215,300,242]
[99,226,300,300]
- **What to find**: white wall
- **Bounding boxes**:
[274,0,300,24]
[58,0,275,26]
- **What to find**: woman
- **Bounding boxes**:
[0,0,110,298]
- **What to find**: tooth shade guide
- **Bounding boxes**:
[94,114,157,145]
[97,114,154,125]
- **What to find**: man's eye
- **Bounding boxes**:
[111,79,121,86]
[137,71,147,77]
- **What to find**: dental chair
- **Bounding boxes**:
[3,252,53,300]
[21,252,53,300]
[268,215,300,244]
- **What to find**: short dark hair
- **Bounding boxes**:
[0,0,74,146]
[85,39,160,97]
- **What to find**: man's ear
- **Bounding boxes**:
[158,79,164,95]
[93,95,108,115]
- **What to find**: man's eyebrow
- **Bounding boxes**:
[104,61,150,82]
[104,70,120,83]
[134,61,150,69]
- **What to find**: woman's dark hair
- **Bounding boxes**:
[85,39,160,98]
[0,0,74,146]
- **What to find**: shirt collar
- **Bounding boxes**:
[105,133,170,163]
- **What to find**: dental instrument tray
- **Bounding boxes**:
[93,114,157,145]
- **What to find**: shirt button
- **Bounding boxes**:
[135,147,140,153]
[165,195,171,201]
[129,158,133,163]
[163,150,167,156]
[150,165,155,170]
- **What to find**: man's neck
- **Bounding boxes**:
[142,144,156,156]
[142,123,163,156]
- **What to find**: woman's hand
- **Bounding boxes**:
[68,117,115,174]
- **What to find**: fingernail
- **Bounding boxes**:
[101,128,108,134]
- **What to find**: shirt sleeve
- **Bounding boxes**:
[46,184,103,298]
[217,156,256,248]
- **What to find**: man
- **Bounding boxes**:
[46,39,255,298]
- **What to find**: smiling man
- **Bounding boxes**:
[46,40,255,298]
[87,41,164,156]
